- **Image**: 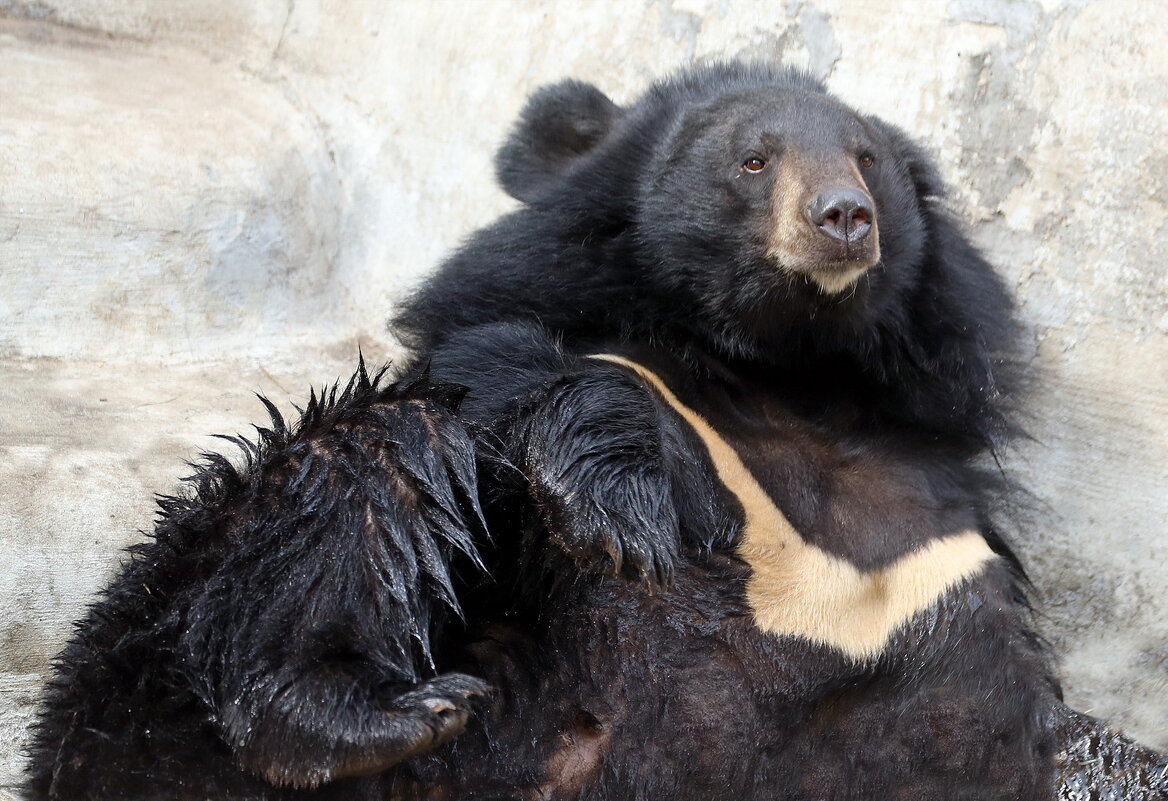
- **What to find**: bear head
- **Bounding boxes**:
[495,63,955,357]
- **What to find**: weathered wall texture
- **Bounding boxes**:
[1,0,1165,792]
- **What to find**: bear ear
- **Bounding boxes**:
[495,79,625,203]
[868,116,945,201]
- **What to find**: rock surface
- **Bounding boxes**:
[1,1,1165,793]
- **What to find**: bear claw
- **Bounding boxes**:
[380,673,491,759]
[242,673,491,789]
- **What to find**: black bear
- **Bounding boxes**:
[25,62,1168,800]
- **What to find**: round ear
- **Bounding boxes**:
[495,79,625,203]
[868,116,945,201]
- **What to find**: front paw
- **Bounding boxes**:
[375,673,492,763]
[236,672,491,789]
[528,464,680,584]
[512,372,682,585]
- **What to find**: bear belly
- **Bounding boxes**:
[594,353,999,662]
[416,557,1054,801]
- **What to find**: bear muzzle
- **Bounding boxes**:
[764,156,881,295]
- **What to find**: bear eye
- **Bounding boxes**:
[742,157,767,174]
[858,153,876,169]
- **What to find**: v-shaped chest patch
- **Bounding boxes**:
[591,354,997,662]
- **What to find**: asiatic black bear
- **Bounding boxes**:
[26,62,1167,801]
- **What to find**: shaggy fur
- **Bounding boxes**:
[26,62,1166,800]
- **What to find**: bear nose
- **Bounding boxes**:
[806,189,874,244]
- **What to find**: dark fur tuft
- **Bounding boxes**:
[26,364,489,796]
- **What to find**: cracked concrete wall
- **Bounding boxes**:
[1,0,1165,791]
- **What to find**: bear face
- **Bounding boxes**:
[636,82,932,354]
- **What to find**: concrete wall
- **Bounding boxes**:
[1,0,1165,792]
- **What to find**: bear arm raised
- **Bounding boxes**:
[177,369,490,788]
[427,322,683,583]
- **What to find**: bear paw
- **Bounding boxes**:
[239,672,491,789]
[377,673,493,763]
[531,470,679,585]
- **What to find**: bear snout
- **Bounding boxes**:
[763,155,882,294]
[805,188,874,245]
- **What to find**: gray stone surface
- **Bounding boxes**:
[1,0,1165,793]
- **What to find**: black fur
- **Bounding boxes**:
[26,62,1163,800]
[26,366,489,797]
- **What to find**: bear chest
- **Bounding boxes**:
[594,353,999,662]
